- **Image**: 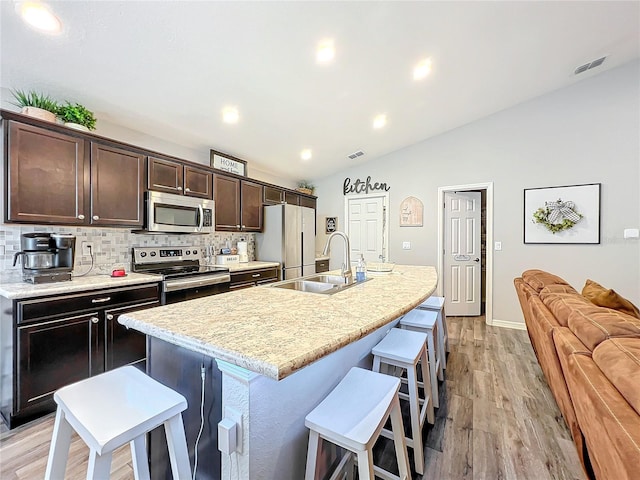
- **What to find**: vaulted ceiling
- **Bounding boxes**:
[2,1,638,181]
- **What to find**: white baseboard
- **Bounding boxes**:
[488,318,527,330]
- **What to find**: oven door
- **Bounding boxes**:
[162,273,231,304]
[146,191,214,234]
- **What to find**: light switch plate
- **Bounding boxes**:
[624,228,639,239]
[494,241,502,251]
[402,241,411,250]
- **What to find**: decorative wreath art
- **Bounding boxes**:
[533,198,583,234]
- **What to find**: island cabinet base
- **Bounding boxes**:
[217,317,401,480]
[147,337,222,480]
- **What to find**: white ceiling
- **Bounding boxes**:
[1,1,639,182]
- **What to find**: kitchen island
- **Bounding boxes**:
[120,265,437,479]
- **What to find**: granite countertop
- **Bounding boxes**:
[120,265,437,380]
[0,272,163,300]
[227,261,280,272]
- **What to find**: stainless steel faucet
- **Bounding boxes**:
[322,231,353,283]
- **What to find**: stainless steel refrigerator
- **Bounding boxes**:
[256,204,316,280]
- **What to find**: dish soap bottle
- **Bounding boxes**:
[356,254,367,282]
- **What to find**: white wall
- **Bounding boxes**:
[315,61,640,325]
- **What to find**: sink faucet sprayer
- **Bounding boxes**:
[322,231,353,283]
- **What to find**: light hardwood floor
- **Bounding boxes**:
[1,316,585,479]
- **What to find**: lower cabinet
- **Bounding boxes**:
[230,267,279,290]
[315,259,330,273]
[5,283,159,428]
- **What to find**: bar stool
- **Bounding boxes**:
[304,367,411,480]
[45,366,191,480]
[400,308,442,407]
[372,328,435,475]
[418,295,449,366]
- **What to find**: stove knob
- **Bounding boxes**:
[186,250,190,255]
[140,252,147,257]
[150,251,156,257]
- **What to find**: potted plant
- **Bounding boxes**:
[296,180,315,195]
[57,101,97,131]
[10,89,59,122]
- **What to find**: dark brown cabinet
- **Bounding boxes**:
[7,120,88,224]
[230,267,279,290]
[5,119,145,227]
[91,143,144,227]
[315,259,329,273]
[4,284,159,428]
[148,157,212,199]
[263,185,284,205]
[214,174,263,232]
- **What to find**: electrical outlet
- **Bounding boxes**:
[402,241,411,250]
[224,406,243,454]
[81,241,94,256]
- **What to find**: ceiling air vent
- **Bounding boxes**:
[347,150,365,160]
[574,56,607,75]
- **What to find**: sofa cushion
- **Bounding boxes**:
[522,269,571,293]
[568,308,640,352]
[540,291,594,327]
[582,279,640,319]
[592,338,640,417]
[540,284,578,296]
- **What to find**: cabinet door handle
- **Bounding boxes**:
[236,225,241,228]
[106,314,114,320]
[93,215,99,220]
[242,225,246,229]
[91,317,99,324]
[177,186,183,191]
[77,214,85,220]
[91,297,111,303]
[252,273,261,278]
[185,187,191,192]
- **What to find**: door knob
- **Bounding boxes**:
[106,314,114,320]
[185,187,191,192]
[177,186,183,191]
[474,258,480,262]
[77,214,85,220]
[93,215,99,220]
[90,317,99,324]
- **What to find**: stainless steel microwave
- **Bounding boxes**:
[141,191,215,234]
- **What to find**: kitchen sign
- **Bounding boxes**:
[343,176,390,195]
[210,150,247,177]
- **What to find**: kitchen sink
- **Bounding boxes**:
[269,275,371,294]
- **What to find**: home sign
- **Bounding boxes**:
[343,176,390,195]
[210,149,247,177]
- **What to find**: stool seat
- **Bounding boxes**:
[418,295,450,360]
[45,366,191,480]
[305,367,411,480]
[400,308,438,329]
[419,296,445,310]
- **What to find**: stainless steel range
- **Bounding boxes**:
[132,246,230,304]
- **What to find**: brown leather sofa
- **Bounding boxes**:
[514,269,640,480]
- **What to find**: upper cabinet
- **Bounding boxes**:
[263,185,284,205]
[214,174,263,232]
[6,121,144,227]
[148,157,212,199]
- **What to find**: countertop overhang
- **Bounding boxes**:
[120,265,437,380]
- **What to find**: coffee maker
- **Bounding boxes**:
[13,233,76,283]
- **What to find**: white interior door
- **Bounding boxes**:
[444,191,481,316]
[346,195,386,265]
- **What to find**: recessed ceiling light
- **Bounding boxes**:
[300,149,312,161]
[413,58,432,80]
[222,106,239,124]
[316,39,335,64]
[373,114,387,129]
[18,1,62,34]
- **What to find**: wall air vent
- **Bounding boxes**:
[574,56,607,75]
[347,150,365,160]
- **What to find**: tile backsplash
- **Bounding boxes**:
[0,225,255,274]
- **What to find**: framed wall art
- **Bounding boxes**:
[524,183,601,244]
[210,149,247,177]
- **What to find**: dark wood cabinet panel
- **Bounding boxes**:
[315,259,329,273]
[230,267,279,290]
[299,195,317,209]
[148,156,183,194]
[17,313,98,413]
[214,174,241,231]
[184,165,213,199]
[7,121,88,224]
[106,301,158,370]
[263,185,284,205]
[241,181,263,232]
[284,191,299,205]
[91,143,144,226]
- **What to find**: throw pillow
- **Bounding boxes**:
[582,279,640,319]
